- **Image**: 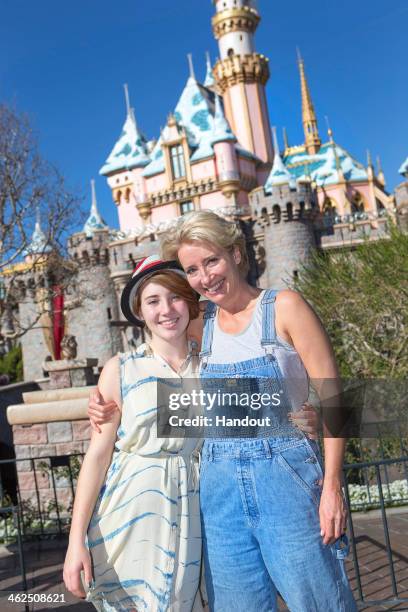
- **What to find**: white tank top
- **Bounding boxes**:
[207,290,309,411]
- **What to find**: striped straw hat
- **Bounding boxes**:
[120,254,186,326]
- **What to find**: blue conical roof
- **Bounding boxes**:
[142,75,216,176]
[284,140,368,186]
[210,95,236,146]
[204,52,215,88]
[83,180,108,237]
[265,128,295,192]
[100,108,150,176]
[23,209,52,256]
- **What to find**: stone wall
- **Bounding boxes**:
[19,301,51,381]
[7,387,92,514]
[13,420,91,512]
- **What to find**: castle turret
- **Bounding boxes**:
[66,183,122,366]
[100,85,150,232]
[83,180,108,237]
[249,127,318,288]
[212,0,273,164]
[204,51,216,90]
[211,95,240,200]
[298,51,321,155]
[23,208,52,263]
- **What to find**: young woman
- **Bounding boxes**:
[88,213,349,612]
[63,255,205,612]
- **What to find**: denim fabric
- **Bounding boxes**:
[199,290,357,611]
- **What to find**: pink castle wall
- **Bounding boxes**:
[117,192,143,231]
[228,85,253,154]
[245,83,270,163]
[191,159,217,181]
[145,172,168,194]
[214,142,238,180]
[238,156,257,178]
[199,192,228,210]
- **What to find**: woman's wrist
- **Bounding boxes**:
[322,474,343,490]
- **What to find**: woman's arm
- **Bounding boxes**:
[276,290,347,546]
[63,356,121,598]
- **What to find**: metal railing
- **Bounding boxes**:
[343,455,408,608]
[0,451,407,608]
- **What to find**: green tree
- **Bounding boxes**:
[295,225,408,469]
[295,224,408,378]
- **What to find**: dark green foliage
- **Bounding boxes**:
[295,225,408,465]
[0,344,23,383]
[295,224,408,378]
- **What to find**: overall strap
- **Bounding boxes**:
[261,289,279,352]
[199,301,217,359]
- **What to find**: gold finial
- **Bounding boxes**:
[298,50,321,155]
[325,116,334,143]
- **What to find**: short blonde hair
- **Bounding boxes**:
[160,211,249,275]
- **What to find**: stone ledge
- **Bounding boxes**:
[43,359,98,372]
[23,386,95,404]
[7,398,88,425]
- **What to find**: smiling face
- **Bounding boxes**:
[177,241,242,305]
[138,281,190,343]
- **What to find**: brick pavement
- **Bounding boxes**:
[0,508,407,612]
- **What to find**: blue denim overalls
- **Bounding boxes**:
[199,290,357,612]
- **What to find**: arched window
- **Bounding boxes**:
[227,48,234,58]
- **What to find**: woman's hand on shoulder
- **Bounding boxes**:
[63,542,92,599]
[88,355,121,433]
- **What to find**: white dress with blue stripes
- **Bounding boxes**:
[86,344,203,612]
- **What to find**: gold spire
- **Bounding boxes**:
[377,155,386,187]
[297,50,321,155]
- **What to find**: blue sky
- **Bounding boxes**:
[1,0,407,230]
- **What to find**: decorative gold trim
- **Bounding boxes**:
[284,144,306,157]
[136,201,152,222]
[149,178,219,208]
[212,7,260,40]
[219,178,240,198]
[214,53,269,92]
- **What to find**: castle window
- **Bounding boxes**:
[170,144,186,180]
[228,48,234,58]
[180,200,194,216]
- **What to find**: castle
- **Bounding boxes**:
[19,0,406,381]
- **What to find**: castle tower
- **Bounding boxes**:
[211,95,240,200]
[19,210,55,380]
[249,129,318,289]
[298,52,321,155]
[66,182,122,366]
[100,85,150,232]
[212,0,273,164]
